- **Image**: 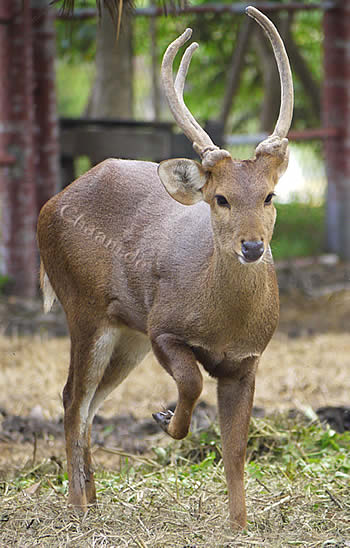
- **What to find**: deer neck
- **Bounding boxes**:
[206,243,275,306]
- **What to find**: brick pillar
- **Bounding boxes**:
[0,1,15,276]
[32,0,59,211]
[2,0,38,296]
[323,2,350,260]
[0,1,59,296]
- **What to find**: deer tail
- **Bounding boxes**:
[40,261,57,313]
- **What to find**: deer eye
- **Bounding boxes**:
[215,195,230,208]
[264,192,275,205]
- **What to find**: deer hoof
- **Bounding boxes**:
[152,410,174,433]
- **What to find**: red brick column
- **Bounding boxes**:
[323,2,350,259]
[2,0,38,296]
[32,1,59,211]
[0,1,59,296]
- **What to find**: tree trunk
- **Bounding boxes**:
[86,9,133,119]
[284,18,320,123]
[219,18,254,132]
[150,13,160,121]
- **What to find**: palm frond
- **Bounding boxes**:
[50,0,186,19]
[50,0,131,39]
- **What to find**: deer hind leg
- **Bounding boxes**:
[63,324,120,509]
[151,334,203,440]
[82,329,150,502]
[87,328,151,425]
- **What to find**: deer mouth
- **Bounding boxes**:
[236,252,265,266]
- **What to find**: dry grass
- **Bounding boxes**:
[1,331,349,421]
[2,489,347,547]
[0,326,349,546]
[0,415,349,547]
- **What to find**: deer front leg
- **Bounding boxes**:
[217,357,258,530]
[151,334,203,440]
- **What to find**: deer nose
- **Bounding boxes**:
[241,240,265,262]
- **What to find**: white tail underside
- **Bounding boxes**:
[42,271,57,313]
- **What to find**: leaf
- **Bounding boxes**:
[23,481,41,497]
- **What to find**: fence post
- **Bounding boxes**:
[1,0,38,296]
[323,2,350,260]
[32,0,60,211]
[0,0,59,296]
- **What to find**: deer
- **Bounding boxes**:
[37,6,293,529]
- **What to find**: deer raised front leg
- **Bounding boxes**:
[217,357,258,529]
[151,334,203,440]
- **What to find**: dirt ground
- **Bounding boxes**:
[0,258,350,476]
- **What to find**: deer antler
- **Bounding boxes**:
[246,6,294,157]
[161,28,231,168]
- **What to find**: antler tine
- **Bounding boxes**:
[161,28,217,155]
[246,6,294,139]
[174,43,215,149]
[174,42,198,96]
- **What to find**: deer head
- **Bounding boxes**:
[158,7,293,265]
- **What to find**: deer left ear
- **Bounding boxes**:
[158,159,208,205]
[255,136,290,179]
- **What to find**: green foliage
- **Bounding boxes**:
[247,415,350,479]
[134,7,262,127]
[55,2,97,116]
[56,60,95,116]
[272,201,325,260]
[0,274,11,295]
[55,0,323,128]
[150,414,350,482]
[134,0,322,129]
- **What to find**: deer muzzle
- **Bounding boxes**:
[240,240,265,263]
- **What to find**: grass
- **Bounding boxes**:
[272,202,325,261]
[1,414,349,546]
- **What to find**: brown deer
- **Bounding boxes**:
[37,7,293,529]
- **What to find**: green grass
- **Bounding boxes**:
[272,202,325,261]
[1,414,349,546]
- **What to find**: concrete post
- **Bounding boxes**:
[0,1,15,276]
[323,2,350,260]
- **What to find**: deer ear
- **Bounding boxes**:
[158,159,208,205]
[256,136,290,179]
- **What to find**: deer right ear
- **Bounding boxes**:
[158,159,208,205]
